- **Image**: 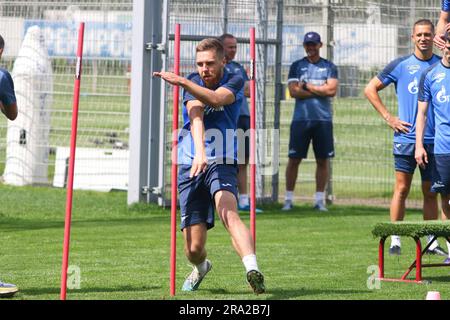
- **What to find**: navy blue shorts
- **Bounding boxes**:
[237,115,250,161]
[431,154,450,195]
[288,120,334,159]
[393,143,434,181]
[178,162,238,230]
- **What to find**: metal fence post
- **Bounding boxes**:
[323,0,334,204]
[128,0,164,205]
[272,0,283,203]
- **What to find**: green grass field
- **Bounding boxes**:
[1,183,450,300]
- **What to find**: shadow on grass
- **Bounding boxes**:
[239,205,390,219]
[0,216,169,233]
[205,287,369,299]
[19,285,162,297]
[422,275,450,283]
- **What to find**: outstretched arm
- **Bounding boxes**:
[153,71,235,108]
[364,76,411,133]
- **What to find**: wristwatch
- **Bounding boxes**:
[302,81,308,91]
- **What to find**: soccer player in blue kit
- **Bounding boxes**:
[434,0,450,50]
[416,31,450,264]
[0,34,18,298]
[153,38,265,294]
[365,20,447,256]
[282,31,339,212]
[218,33,262,213]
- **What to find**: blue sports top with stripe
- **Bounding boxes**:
[0,68,16,107]
[418,61,450,154]
[287,57,338,122]
[179,68,244,165]
[443,0,450,11]
[377,54,441,144]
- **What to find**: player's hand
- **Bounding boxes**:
[386,116,411,133]
[152,71,183,86]
[434,33,446,50]
[415,146,428,169]
[190,152,208,178]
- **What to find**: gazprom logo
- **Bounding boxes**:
[437,85,450,103]
[408,78,418,94]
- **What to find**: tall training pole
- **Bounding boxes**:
[249,27,256,249]
[60,22,85,300]
[170,23,181,297]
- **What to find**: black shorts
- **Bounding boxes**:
[178,162,238,230]
[288,120,334,159]
[431,154,450,195]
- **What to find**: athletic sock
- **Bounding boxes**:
[239,194,250,207]
[195,260,209,275]
[447,240,450,258]
[426,235,438,250]
[285,191,294,202]
[242,254,259,273]
[391,235,401,248]
[315,192,325,205]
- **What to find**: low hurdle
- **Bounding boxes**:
[372,222,450,284]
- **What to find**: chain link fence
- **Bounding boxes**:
[0,0,444,206]
[0,0,132,190]
[166,0,444,207]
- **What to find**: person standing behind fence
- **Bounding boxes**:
[153,38,265,294]
[416,31,450,264]
[218,33,262,213]
[365,19,447,257]
[434,0,450,50]
[282,31,338,212]
[0,34,19,298]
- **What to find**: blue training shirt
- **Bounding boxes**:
[179,68,244,165]
[443,0,450,11]
[0,68,16,107]
[377,54,441,145]
[287,57,338,122]
[418,61,450,154]
[225,61,249,117]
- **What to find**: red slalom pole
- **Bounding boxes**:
[170,23,181,297]
[60,22,85,300]
[249,28,256,249]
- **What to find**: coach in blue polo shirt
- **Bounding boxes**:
[282,31,338,212]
